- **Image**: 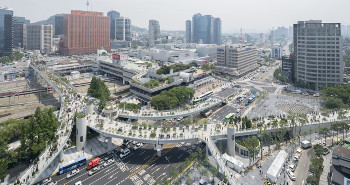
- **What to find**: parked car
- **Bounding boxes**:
[132,141,138,145]
[323,148,330,155]
[289,164,296,172]
[75,181,82,185]
[47,181,57,185]
[88,166,101,176]
[286,169,296,181]
[66,169,80,179]
[103,159,115,167]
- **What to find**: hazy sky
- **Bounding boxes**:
[2,0,349,33]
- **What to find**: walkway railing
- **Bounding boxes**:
[16,65,78,185]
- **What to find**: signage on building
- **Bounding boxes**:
[112,54,128,61]
[203,61,207,65]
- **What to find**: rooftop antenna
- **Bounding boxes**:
[86,0,89,11]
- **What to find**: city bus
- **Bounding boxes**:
[198,91,213,100]
[224,113,234,122]
[193,98,203,105]
[248,96,255,103]
[58,156,86,175]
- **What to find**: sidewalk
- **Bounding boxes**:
[319,149,332,185]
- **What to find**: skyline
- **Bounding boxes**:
[2,0,350,33]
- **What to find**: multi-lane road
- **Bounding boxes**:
[37,142,203,185]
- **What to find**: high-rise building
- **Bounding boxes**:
[61,10,110,55]
[271,44,283,59]
[191,13,221,45]
[13,16,30,48]
[148,20,160,47]
[293,20,344,89]
[0,7,13,57]
[55,15,64,35]
[213,45,258,77]
[107,10,120,40]
[213,18,221,45]
[186,20,191,43]
[115,17,131,41]
[23,24,53,53]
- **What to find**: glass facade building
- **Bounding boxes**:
[191,13,221,45]
[107,10,120,40]
[115,17,131,41]
[0,7,13,57]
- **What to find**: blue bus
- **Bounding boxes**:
[58,156,86,175]
[248,96,255,103]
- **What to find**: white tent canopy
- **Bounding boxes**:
[222,153,245,173]
[267,150,288,182]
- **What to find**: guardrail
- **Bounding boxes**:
[118,99,223,120]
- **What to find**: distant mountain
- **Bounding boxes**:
[131,25,147,32]
[35,14,64,26]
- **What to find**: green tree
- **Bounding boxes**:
[244,136,260,166]
[162,176,168,185]
[87,76,110,102]
[313,144,323,157]
[319,126,330,146]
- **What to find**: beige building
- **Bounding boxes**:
[214,45,258,77]
[23,24,53,53]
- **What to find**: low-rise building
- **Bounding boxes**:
[331,145,350,185]
[271,44,283,59]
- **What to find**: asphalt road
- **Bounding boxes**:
[37,142,203,185]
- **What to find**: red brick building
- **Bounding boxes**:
[61,10,110,55]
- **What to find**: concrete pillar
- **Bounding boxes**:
[107,137,112,150]
[76,115,87,152]
[59,150,64,162]
[206,143,209,156]
[227,127,236,156]
[85,104,94,114]
[155,143,163,157]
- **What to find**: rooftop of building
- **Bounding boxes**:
[333,145,350,159]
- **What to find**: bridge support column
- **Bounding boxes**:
[76,115,87,152]
[85,104,94,114]
[155,143,163,157]
[227,127,236,157]
[107,137,112,150]
[206,144,209,155]
[59,150,64,162]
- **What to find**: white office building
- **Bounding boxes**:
[293,20,344,89]
[23,24,53,54]
[214,45,258,77]
[271,44,283,59]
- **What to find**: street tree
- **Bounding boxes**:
[319,126,330,145]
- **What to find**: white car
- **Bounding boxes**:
[236,109,240,113]
[289,164,296,172]
[75,181,82,185]
[41,178,51,185]
[103,159,115,167]
[88,166,100,176]
[47,181,57,185]
[286,169,296,181]
[132,141,138,145]
[66,169,80,179]
[120,148,131,158]
[136,143,143,147]
[133,145,140,151]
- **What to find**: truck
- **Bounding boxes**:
[301,140,311,149]
[86,157,100,170]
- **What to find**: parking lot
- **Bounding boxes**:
[38,141,203,185]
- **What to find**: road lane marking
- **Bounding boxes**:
[128,143,177,178]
